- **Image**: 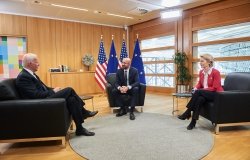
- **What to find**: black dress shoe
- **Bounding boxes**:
[130,112,135,120]
[83,111,98,119]
[76,127,95,136]
[187,119,196,130]
[178,110,191,120]
[116,109,127,117]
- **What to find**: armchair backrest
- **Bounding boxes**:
[224,72,250,91]
[106,73,117,87]
[0,78,21,100]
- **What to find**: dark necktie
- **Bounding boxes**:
[124,70,127,86]
[34,73,48,91]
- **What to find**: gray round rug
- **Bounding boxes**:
[69,113,214,160]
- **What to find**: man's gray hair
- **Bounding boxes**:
[22,53,37,67]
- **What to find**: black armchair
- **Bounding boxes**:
[0,78,72,147]
[106,73,146,112]
[199,72,250,134]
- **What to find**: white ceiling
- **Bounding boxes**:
[0,0,221,28]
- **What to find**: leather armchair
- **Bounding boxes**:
[199,72,250,134]
[0,78,72,147]
[106,73,146,112]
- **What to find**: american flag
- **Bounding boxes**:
[95,39,108,91]
[118,39,128,69]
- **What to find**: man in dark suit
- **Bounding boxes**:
[16,53,98,136]
[113,58,139,120]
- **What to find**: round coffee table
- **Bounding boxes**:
[80,95,94,111]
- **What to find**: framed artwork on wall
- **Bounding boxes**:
[0,36,26,81]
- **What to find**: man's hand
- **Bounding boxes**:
[119,86,128,93]
[53,87,62,93]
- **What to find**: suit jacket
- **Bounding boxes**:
[195,68,224,92]
[115,67,139,89]
[16,69,55,99]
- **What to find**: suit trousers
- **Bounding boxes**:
[112,87,139,112]
[186,89,216,120]
[48,87,87,127]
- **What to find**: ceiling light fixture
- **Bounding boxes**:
[107,13,134,19]
[161,0,180,7]
[51,3,88,12]
[161,9,182,19]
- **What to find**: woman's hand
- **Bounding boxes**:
[191,88,197,94]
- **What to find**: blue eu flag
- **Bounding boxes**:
[107,40,118,75]
[131,39,146,84]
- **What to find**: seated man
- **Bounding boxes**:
[113,58,139,120]
[16,53,98,136]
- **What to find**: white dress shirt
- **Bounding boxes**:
[202,68,212,89]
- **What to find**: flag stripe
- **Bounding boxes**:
[95,40,108,91]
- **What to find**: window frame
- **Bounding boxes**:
[191,21,250,83]
[141,34,176,88]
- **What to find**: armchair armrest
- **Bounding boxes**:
[0,98,71,140]
[106,83,116,107]
[214,91,250,123]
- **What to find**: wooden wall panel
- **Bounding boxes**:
[102,26,112,58]
[27,17,57,83]
[80,23,94,71]
[55,21,81,71]
[0,14,26,36]
[183,0,250,18]
[91,25,102,72]
[192,2,250,29]
[132,22,175,40]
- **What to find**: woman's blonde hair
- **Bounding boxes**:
[200,53,214,67]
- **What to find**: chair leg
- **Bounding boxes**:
[215,124,219,134]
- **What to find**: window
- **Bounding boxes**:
[141,35,175,87]
[192,22,250,85]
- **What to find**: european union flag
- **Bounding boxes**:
[131,39,146,84]
[107,40,118,75]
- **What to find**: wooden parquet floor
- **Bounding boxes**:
[0,93,249,160]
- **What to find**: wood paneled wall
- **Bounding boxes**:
[0,14,125,94]
[0,14,27,36]
[129,0,250,93]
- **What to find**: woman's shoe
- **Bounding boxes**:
[187,119,196,130]
[178,111,191,120]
